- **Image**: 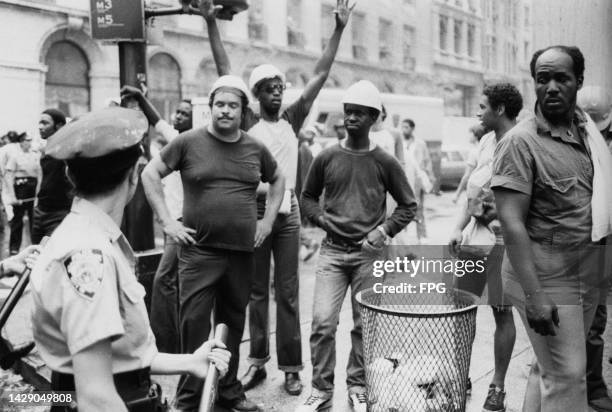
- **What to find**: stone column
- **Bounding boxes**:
[263,0,287,47]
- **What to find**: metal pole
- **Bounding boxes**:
[118,41,155,251]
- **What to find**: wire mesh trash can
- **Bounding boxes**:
[356,288,477,412]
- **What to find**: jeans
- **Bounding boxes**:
[309,239,382,395]
[9,201,33,254]
[175,245,253,410]
[502,241,605,412]
[249,197,302,371]
[150,236,179,353]
[587,304,609,400]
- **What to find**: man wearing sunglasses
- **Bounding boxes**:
[199,0,354,396]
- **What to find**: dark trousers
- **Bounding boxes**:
[9,201,33,254]
[150,237,180,353]
[249,199,302,371]
[587,304,609,400]
[175,245,253,410]
[32,207,69,244]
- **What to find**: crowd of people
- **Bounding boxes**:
[1,1,611,412]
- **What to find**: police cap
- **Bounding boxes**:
[45,107,148,160]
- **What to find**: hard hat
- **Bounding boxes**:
[46,107,147,160]
[341,80,382,112]
[248,64,286,95]
[209,75,251,104]
[578,86,612,131]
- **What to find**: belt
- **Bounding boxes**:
[51,367,167,412]
[325,233,363,251]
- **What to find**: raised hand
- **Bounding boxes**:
[334,0,356,29]
[198,0,222,22]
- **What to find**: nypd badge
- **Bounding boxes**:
[64,249,105,300]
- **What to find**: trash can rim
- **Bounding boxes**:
[355,288,478,318]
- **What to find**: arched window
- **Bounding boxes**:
[45,41,90,117]
[148,53,182,121]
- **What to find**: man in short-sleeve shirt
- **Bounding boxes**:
[199,0,354,394]
[142,75,285,412]
[492,46,612,412]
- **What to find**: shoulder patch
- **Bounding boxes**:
[63,249,104,300]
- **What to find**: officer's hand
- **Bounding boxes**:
[525,291,559,336]
[190,338,230,379]
[448,229,463,257]
[2,245,41,276]
[163,221,196,245]
[254,219,272,248]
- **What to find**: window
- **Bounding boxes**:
[287,0,304,48]
[453,20,463,54]
[484,34,497,70]
[321,4,335,50]
[439,15,449,51]
[379,19,392,63]
[467,24,475,57]
[148,53,182,122]
[352,13,367,60]
[403,25,416,70]
[248,0,267,41]
[45,41,90,117]
[524,40,530,64]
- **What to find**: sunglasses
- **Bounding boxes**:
[263,84,286,93]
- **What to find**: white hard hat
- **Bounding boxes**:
[209,75,251,104]
[578,86,612,131]
[341,80,382,112]
[248,64,286,95]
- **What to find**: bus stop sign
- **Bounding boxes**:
[90,0,145,41]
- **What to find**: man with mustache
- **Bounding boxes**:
[492,45,612,412]
[142,75,285,412]
[199,0,354,396]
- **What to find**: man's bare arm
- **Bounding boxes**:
[300,0,354,112]
[254,170,285,248]
[142,158,196,245]
[200,0,232,76]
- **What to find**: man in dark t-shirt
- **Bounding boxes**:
[32,108,72,244]
[142,75,285,412]
[298,81,417,412]
[200,0,354,395]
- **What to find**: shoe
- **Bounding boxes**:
[589,395,612,412]
[228,397,260,412]
[295,393,332,412]
[482,384,506,412]
[348,391,367,412]
[284,372,303,395]
[240,365,266,391]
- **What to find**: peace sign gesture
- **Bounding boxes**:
[335,0,356,29]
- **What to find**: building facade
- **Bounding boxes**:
[6,0,611,136]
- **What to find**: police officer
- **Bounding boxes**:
[29,108,230,412]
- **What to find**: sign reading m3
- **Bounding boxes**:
[90,0,145,41]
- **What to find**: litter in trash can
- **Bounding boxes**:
[357,288,477,412]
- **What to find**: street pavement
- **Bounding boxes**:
[1,192,611,411]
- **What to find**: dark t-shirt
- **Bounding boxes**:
[160,128,277,252]
[301,144,417,242]
[37,155,73,212]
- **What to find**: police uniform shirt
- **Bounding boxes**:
[30,197,158,374]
